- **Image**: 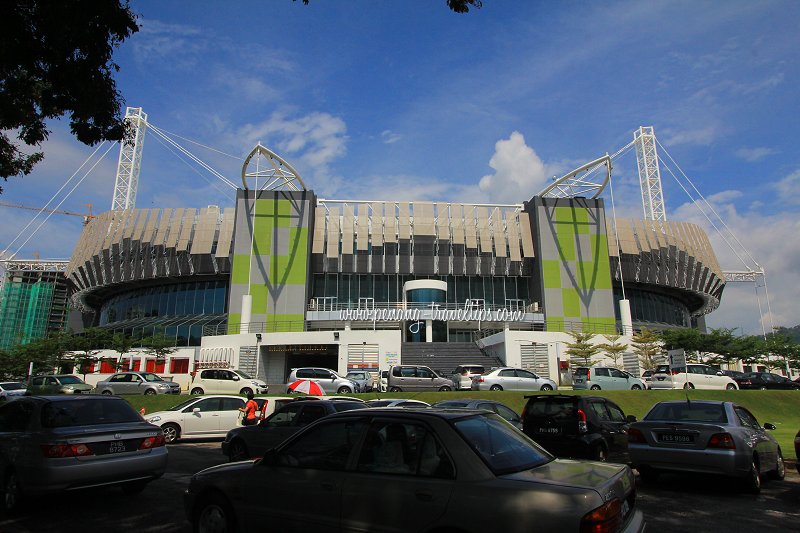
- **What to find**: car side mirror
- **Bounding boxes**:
[764,423,776,430]
[626,415,637,423]
[233,375,240,381]
[192,407,200,414]
[717,371,724,376]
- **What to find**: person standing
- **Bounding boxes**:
[239,391,258,426]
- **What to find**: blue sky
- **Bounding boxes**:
[2,0,799,335]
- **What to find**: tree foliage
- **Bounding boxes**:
[598,334,628,369]
[140,334,178,361]
[631,327,663,370]
[0,0,139,185]
[564,331,601,367]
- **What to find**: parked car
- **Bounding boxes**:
[641,370,654,388]
[573,366,646,390]
[471,367,557,392]
[379,370,388,392]
[366,398,430,408]
[0,395,167,512]
[255,396,295,420]
[285,367,358,394]
[522,394,636,463]
[387,364,455,392]
[628,400,785,493]
[95,371,181,395]
[221,399,369,461]
[734,372,800,390]
[146,395,248,443]
[449,364,486,390]
[346,370,374,392]
[649,364,739,390]
[432,398,522,429]
[722,370,746,380]
[0,382,26,401]
[189,368,268,396]
[26,374,93,395]
[187,408,645,533]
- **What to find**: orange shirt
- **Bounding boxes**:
[243,399,258,420]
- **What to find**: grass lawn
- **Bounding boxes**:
[123,389,800,459]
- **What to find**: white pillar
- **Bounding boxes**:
[240,294,252,334]
[425,320,433,342]
[619,299,633,335]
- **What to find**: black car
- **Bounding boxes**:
[522,394,636,463]
[722,370,746,380]
[432,399,522,429]
[221,399,368,461]
[735,372,800,390]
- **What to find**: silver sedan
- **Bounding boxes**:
[471,367,557,392]
[628,400,785,493]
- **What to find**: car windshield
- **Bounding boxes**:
[167,398,200,411]
[574,368,589,376]
[42,399,142,427]
[434,400,471,408]
[655,365,670,374]
[141,373,164,382]
[453,413,552,475]
[346,373,365,380]
[333,402,369,412]
[235,370,253,379]
[1,383,25,390]
[645,402,728,423]
[58,376,84,385]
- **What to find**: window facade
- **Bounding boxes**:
[99,280,228,325]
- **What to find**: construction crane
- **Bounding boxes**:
[0,201,97,226]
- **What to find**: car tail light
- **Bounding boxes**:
[41,443,94,458]
[586,369,591,381]
[580,498,622,533]
[627,427,646,444]
[477,377,485,383]
[670,369,680,375]
[707,432,735,449]
[139,435,166,449]
[740,379,751,385]
[577,408,588,434]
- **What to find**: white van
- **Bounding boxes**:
[190,369,269,395]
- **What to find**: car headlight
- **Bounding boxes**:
[157,383,170,388]
[148,416,162,423]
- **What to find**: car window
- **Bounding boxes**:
[417,367,433,378]
[606,403,626,423]
[400,367,416,378]
[298,405,327,426]
[109,374,126,383]
[59,376,84,385]
[734,406,761,429]
[495,404,521,424]
[131,374,142,382]
[655,365,670,374]
[333,402,368,413]
[200,370,214,379]
[517,370,537,380]
[315,369,334,380]
[702,366,718,376]
[454,413,552,475]
[0,383,24,391]
[277,419,368,471]
[594,368,610,377]
[574,368,589,376]
[221,398,245,411]
[357,420,455,478]
[268,405,303,426]
[41,399,140,427]
[524,396,577,420]
[588,401,610,421]
[0,400,35,431]
[187,398,222,413]
[31,377,44,386]
[499,369,515,377]
[46,377,58,386]
[609,368,625,378]
[478,402,498,414]
[295,369,314,379]
[142,373,163,382]
[645,403,728,423]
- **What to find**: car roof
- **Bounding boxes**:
[523,394,605,402]
[329,406,488,421]
[652,400,728,407]
[21,395,126,403]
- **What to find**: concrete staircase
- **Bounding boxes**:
[400,342,504,376]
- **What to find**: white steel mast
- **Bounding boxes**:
[634,126,666,221]
[111,107,147,210]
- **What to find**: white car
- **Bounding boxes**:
[649,363,739,390]
[146,395,247,443]
[189,368,268,395]
[0,381,26,400]
[471,367,557,392]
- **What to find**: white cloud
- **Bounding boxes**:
[478,132,555,203]
[735,146,778,162]
[381,130,402,145]
[662,125,720,146]
[773,169,800,203]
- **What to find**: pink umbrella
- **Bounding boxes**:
[287,379,326,396]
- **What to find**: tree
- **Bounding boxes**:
[140,334,178,367]
[0,1,139,184]
[564,331,601,367]
[660,327,702,362]
[107,331,135,371]
[631,328,663,370]
[764,332,798,375]
[70,328,111,378]
[297,0,482,14]
[598,335,628,369]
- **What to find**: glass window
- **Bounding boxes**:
[734,407,760,429]
[42,398,140,427]
[606,403,626,423]
[495,404,520,425]
[221,398,245,411]
[277,419,367,470]
[297,405,327,426]
[0,400,34,432]
[589,402,610,421]
[296,369,314,379]
[645,403,728,423]
[517,370,537,380]
[357,420,454,478]
[594,368,610,377]
[609,369,625,378]
[417,367,433,378]
[266,405,303,427]
[184,398,221,413]
[499,369,516,377]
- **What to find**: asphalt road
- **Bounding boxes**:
[1,442,798,532]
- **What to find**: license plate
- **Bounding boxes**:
[658,433,694,443]
[656,377,665,381]
[108,440,127,453]
[574,378,584,383]
[536,427,560,434]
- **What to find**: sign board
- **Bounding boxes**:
[667,349,686,370]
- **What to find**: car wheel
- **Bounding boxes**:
[490,385,503,391]
[590,385,601,390]
[239,387,253,396]
[337,386,352,394]
[438,385,452,392]
[228,440,249,462]
[592,444,608,462]
[191,387,204,395]
[638,466,660,484]
[389,387,402,393]
[744,457,761,493]
[3,470,22,513]
[726,383,737,390]
[121,480,148,495]
[194,492,237,533]
[101,390,113,395]
[162,423,180,444]
[540,384,553,391]
[144,389,157,396]
[631,384,642,390]
[683,382,695,390]
[770,449,786,481]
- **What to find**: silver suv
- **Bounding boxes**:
[286,368,358,394]
[387,365,455,392]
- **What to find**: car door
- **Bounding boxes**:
[416,366,436,391]
[515,369,540,391]
[734,406,777,471]
[586,400,623,457]
[607,368,628,390]
[315,369,337,394]
[602,401,631,463]
[0,400,36,481]
[106,374,126,393]
[341,418,455,533]
[181,397,222,436]
[249,404,306,457]
[593,367,610,388]
[219,397,246,433]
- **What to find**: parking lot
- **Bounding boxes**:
[1,440,798,532]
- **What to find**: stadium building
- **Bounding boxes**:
[64,143,725,389]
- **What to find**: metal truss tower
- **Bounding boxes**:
[111,107,147,211]
[634,126,667,222]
